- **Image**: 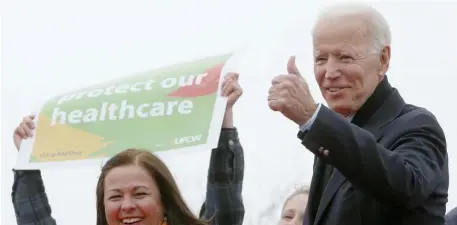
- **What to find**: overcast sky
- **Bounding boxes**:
[2,0,457,224]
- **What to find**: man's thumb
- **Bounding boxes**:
[287,56,301,76]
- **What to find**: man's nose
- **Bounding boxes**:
[324,58,342,79]
[121,197,136,212]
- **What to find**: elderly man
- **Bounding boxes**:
[268,3,448,225]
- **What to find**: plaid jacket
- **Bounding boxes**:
[12,128,245,225]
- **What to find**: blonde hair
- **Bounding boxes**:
[281,186,310,212]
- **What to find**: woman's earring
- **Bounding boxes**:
[161,216,167,225]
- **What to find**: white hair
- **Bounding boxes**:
[312,2,392,53]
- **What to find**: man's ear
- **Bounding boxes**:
[379,45,391,80]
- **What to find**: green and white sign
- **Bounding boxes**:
[16,53,232,169]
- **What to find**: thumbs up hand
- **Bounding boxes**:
[268,56,318,125]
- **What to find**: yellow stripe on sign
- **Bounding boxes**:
[32,113,111,162]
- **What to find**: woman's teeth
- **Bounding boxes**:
[122,217,142,224]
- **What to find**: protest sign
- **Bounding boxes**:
[15,53,233,169]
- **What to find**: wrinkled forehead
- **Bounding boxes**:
[313,15,374,52]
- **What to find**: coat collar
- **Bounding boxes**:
[352,76,406,137]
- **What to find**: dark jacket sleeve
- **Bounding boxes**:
[300,106,447,208]
[199,128,245,225]
[12,170,57,225]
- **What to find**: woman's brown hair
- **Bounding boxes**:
[96,148,208,225]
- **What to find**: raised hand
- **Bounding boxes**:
[221,72,243,128]
[221,72,243,109]
[13,115,36,151]
[268,56,318,125]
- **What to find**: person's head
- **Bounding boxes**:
[312,3,391,117]
[278,187,309,225]
[96,149,207,225]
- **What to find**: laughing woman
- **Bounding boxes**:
[11,73,245,225]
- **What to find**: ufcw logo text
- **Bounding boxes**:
[174,134,202,145]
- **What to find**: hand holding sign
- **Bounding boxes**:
[268,56,318,125]
[221,72,243,109]
[220,72,242,128]
[13,115,36,151]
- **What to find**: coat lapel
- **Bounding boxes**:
[311,76,406,225]
[306,157,334,224]
[313,169,345,225]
